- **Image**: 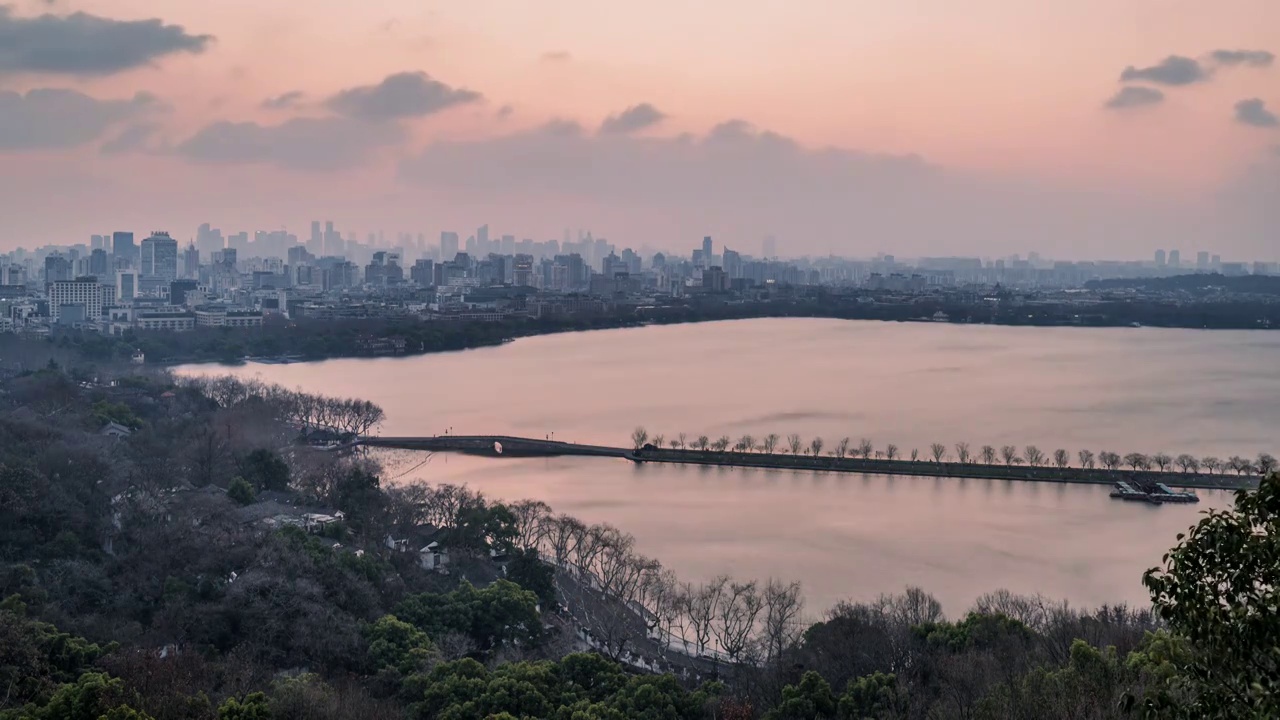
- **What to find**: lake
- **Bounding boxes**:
[178,318,1280,617]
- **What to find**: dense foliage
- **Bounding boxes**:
[0,363,1276,719]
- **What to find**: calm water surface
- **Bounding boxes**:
[179,319,1280,616]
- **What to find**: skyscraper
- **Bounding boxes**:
[112,231,136,266]
[762,235,777,259]
[140,231,179,283]
[1197,251,1210,270]
[1168,250,1180,269]
[88,248,109,278]
[702,236,714,267]
[441,231,459,260]
[309,221,322,253]
[184,242,200,278]
[1154,249,1167,267]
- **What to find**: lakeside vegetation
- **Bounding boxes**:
[631,428,1274,480]
[0,366,1276,718]
[5,279,1279,370]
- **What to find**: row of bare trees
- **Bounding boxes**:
[634,427,1275,476]
[179,375,386,437]
[483,495,807,667]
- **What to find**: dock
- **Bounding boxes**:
[355,435,1259,491]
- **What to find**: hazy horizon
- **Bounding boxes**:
[2,0,1278,258]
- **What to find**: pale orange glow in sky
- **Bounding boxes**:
[1,0,1278,256]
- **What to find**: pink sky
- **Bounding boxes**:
[1,0,1277,257]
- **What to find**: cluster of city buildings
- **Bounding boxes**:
[0,221,1275,336]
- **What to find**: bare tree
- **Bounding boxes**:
[712,436,731,452]
[763,433,780,454]
[694,435,710,452]
[809,437,824,458]
[834,437,851,459]
[669,439,680,450]
[1001,445,1021,466]
[1053,449,1070,469]
[787,434,803,456]
[1257,452,1277,476]
[910,448,919,462]
[1124,453,1149,471]
[684,577,727,657]
[1227,456,1254,475]
[1078,449,1096,469]
[631,427,649,450]
[930,443,948,462]
[1150,453,1172,472]
[1201,456,1221,474]
[738,435,755,454]
[954,442,972,464]
[885,444,900,461]
[760,579,805,667]
[1099,451,1122,471]
[713,580,764,664]
[678,433,688,450]
[1024,446,1045,467]
[652,434,665,450]
[980,445,997,465]
[509,499,553,551]
[1175,454,1199,473]
[858,439,874,460]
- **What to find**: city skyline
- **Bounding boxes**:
[0,1,1278,256]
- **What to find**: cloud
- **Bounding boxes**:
[0,6,211,76]
[1119,55,1207,86]
[1104,86,1165,110]
[262,91,305,110]
[540,51,572,63]
[0,88,157,150]
[325,71,481,121]
[600,103,667,134]
[1234,98,1278,128]
[395,119,1210,258]
[496,104,514,120]
[174,116,405,171]
[1211,49,1275,68]
[100,122,160,154]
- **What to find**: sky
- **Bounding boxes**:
[1,0,1278,259]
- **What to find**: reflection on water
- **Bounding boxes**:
[179,318,1274,614]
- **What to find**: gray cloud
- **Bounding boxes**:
[0,88,156,150]
[1119,55,1207,86]
[496,104,514,120]
[325,71,481,121]
[1234,98,1278,128]
[174,117,405,171]
[540,51,572,63]
[1211,49,1275,67]
[600,103,667,134]
[100,122,160,154]
[262,91,305,110]
[0,6,211,76]
[1104,86,1165,110]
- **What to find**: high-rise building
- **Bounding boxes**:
[48,278,107,323]
[116,272,136,301]
[323,221,341,255]
[309,221,322,252]
[88,249,109,278]
[112,231,136,266]
[140,231,179,283]
[477,224,489,251]
[762,235,777,259]
[441,231,459,261]
[1154,249,1167,267]
[723,248,742,279]
[1197,251,1210,270]
[1167,250,1180,269]
[183,243,200,278]
[701,236,714,268]
[44,255,72,285]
